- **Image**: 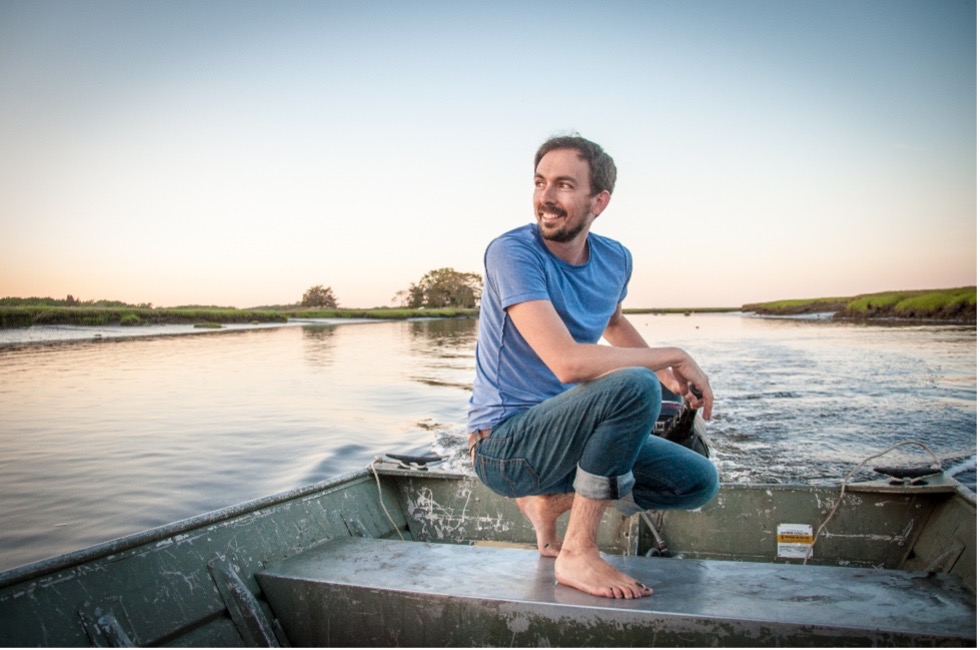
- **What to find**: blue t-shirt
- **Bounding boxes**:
[467,223,632,432]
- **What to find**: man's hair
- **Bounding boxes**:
[534,134,617,196]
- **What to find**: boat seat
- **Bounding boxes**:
[257,536,976,647]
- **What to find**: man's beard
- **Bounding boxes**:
[537,203,588,243]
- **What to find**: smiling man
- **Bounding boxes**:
[468,134,719,599]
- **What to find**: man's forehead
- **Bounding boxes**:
[535,148,589,176]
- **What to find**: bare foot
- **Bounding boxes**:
[514,493,573,557]
[555,547,653,599]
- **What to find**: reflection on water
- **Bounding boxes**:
[0,314,974,572]
[300,324,338,367]
[0,320,479,571]
[406,319,478,391]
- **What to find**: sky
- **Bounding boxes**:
[0,0,975,309]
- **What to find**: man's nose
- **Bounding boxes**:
[538,182,556,202]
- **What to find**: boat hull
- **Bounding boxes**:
[0,466,975,646]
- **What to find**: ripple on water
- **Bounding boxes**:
[0,315,973,572]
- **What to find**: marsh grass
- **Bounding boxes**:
[290,307,479,320]
[746,287,976,322]
[3,289,972,329]
[849,288,976,320]
[0,304,478,329]
[741,297,850,314]
[0,306,289,329]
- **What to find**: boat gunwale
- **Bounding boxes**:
[2,464,974,590]
[0,466,376,589]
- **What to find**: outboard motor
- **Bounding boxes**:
[653,385,710,458]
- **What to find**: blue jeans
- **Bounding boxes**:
[473,367,719,512]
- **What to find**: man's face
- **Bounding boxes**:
[533,149,603,244]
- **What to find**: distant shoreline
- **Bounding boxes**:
[0,287,975,329]
[740,287,976,324]
[0,303,480,329]
[623,307,741,315]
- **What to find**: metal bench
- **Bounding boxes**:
[257,536,976,647]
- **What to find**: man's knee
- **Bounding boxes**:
[607,367,661,419]
[687,460,720,508]
[631,450,720,511]
[615,366,660,390]
[628,367,662,425]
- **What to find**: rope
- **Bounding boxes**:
[804,440,941,564]
[369,457,405,540]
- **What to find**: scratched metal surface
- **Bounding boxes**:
[0,467,974,646]
[258,536,976,646]
[398,473,638,555]
[0,471,404,646]
[390,470,969,569]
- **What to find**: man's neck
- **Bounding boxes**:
[542,232,590,266]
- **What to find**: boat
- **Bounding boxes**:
[0,447,975,647]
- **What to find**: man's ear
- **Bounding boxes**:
[591,190,612,217]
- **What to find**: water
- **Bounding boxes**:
[0,314,974,572]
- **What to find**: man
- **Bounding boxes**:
[468,134,719,600]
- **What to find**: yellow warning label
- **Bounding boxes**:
[777,523,814,559]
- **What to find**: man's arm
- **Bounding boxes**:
[507,300,714,418]
[601,302,649,348]
[601,304,685,394]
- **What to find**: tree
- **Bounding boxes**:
[395,268,482,309]
[302,285,339,308]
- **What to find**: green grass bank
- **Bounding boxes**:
[2,288,974,329]
[0,303,480,329]
[743,287,976,323]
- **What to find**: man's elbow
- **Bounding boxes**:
[550,357,591,385]
[551,367,577,385]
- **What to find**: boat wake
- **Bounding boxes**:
[946,455,977,491]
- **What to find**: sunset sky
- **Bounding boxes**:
[0,0,975,309]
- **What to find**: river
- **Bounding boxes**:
[0,313,974,572]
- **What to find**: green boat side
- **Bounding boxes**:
[0,464,974,646]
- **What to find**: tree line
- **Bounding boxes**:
[4,268,484,312]
[302,268,483,310]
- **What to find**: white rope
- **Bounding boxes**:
[369,457,405,540]
[804,440,941,564]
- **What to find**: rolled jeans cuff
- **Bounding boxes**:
[573,464,635,501]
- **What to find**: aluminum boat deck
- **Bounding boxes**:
[258,536,977,647]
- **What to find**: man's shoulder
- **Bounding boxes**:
[491,223,538,247]
[486,224,543,259]
[587,231,631,265]
[588,230,628,253]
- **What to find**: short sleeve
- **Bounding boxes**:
[619,246,632,303]
[485,234,550,310]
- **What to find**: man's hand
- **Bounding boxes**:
[667,355,713,420]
